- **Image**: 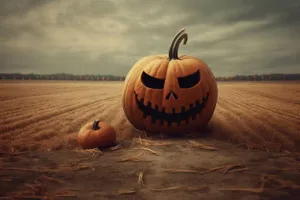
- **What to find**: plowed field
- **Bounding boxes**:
[0,81,299,151]
[0,80,300,200]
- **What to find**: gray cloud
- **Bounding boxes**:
[0,0,299,76]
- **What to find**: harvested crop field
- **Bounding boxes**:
[1,80,300,200]
[0,80,299,152]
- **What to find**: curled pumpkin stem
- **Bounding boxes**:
[168,28,188,60]
[92,120,101,130]
[173,33,188,59]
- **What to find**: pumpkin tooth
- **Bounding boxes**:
[155,105,159,112]
[203,92,209,102]
[181,106,185,113]
[151,116,157,124]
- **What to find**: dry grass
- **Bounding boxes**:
[220,174,300,193]
[149,185,209,192]
[135,137,172,146]
[1,163,92,173]
[0,176,12,182]
[133,147,161,155]
[109,144,124,151]
[2,174,79,200]
[163,163,247,174]
[163,168,201,173]
[74,148,103,158]
[149,186,181,191]
[132,163,300,195]
[0,81,299,152]
[187,140,218,151]
[117,152,151,163]
[138,170,146,187]
[116,189,136,195]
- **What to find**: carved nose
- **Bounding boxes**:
[165,91,178,100]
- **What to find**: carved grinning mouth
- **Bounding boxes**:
[134,91,209,126]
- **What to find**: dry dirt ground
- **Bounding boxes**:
[0,80,300,200]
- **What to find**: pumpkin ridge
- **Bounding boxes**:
[143,61,161,115]
[157,60,170,107]
[131,59,159,110]
[122,57,162,121]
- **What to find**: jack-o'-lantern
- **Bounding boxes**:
[122,28,218,134]
[77,120,116,149]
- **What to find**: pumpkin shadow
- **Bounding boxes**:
[98,143,118,151]
[145,122,216,141]
[109,121,221,149]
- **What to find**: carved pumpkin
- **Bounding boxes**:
[77,120,116,149]
[122,28,218,134]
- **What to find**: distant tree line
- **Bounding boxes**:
[0,73,299,81]
[0,73,125,81]
[215,74,300,81]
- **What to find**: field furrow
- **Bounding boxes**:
[30,96,119,137]
[1,98,88,124]
[26,98,120,148]
[236,88,300,105]
[220,88,300,123]
[0,96,117,134]
[220,89,299,130]
[215,104,266,143]
[217,96,296,146]
[0,95,120,139]
[0,91,109,117]
[0,81,299,152]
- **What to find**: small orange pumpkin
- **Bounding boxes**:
[122,28,218,134]
[77,120,116,149]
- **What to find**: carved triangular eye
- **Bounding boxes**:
[177,70,200,88]
[141,71,165,89]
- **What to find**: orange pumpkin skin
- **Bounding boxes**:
[122,29,218,134]
[77,120,116,149]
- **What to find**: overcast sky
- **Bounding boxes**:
[0,0,299,76]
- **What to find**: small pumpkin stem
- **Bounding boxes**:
[168,28,186,60]
[173,33,188,60]
[92,120,101,130]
